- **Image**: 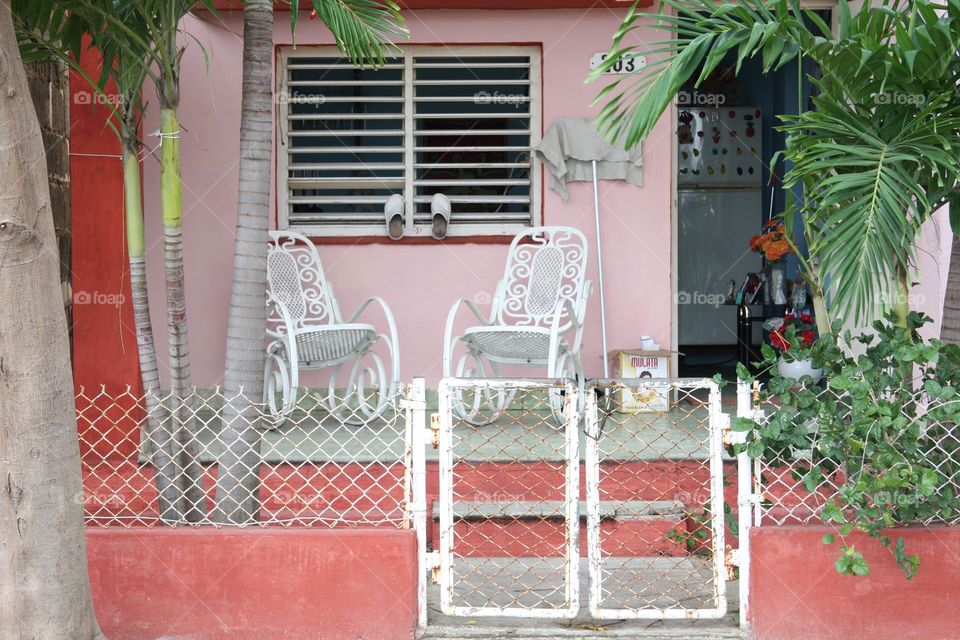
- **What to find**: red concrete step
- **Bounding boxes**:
[430,499,705,557]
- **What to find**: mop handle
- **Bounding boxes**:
[592,160,610,378]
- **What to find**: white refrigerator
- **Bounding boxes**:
[677,106,763,346]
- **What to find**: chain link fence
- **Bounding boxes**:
[585,379,728,619]
[743,382,960,527]
[76,385,413,528]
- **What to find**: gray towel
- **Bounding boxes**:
[534,118,643,200]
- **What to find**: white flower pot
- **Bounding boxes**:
[777,357,823,383]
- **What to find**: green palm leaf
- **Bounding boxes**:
[592,0,960,325]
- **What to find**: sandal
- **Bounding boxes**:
[431,192,451,240]
[384,194,405,240]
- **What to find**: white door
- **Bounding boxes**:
[677,188,762,346]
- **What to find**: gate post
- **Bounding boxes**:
[408,378,428,634]
[734,379,755,631]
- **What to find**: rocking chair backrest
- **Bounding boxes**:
[266,230,340,333]
[496,226,589,331]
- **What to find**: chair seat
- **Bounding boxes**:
[276,324,377,365]
[461,325,565,363]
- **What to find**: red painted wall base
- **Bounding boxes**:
[86,527,418,640]
[750,525,960,640]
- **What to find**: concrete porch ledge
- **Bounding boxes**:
[86,527,417,640]
[750,525,960,640]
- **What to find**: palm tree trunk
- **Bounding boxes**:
[941,234,960,344]
[892,268,912,332]
[213,0,274,524]
[0,2,104,635]
[158,95,206,521]
[122,121,190,521]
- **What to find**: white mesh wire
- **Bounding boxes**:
[585,379,728,619]
[746,383,960,527]
[434,377,731,621]
[438,379,580,617]
[76,385,411,528]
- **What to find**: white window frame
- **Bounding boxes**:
[277,44,542,238]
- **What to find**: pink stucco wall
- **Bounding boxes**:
[137,8,953,389]
[140,8,672,387]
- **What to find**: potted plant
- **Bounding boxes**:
[763,309,821,382]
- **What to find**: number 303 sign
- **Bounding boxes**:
[590,52,647,74]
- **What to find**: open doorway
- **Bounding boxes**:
[676,15,828,379]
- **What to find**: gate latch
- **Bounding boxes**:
[429,414,440,448]
[428,550,441,584]
[719,413,738,446]
[725,546,740,580]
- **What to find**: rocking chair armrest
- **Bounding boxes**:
[446,298,495,327]
[266,298,299,339]
[346,295,394,325]
[549,290,589,355]
[569,278,592,353]
[347,296,400,368]
[443,297,495,378]
[266,299,300,364]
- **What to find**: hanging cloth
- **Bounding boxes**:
[533,117,643,200]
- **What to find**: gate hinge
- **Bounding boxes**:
[725,546,740,580]
[428,550,441,584]
[718,413,734,446]
[429,414,440,448]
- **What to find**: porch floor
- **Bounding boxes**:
[425,559,744,639]
[187,401,733,465]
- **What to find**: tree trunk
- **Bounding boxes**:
[122,120,188,521]
[24,59,71,349]
[214,0,274,524]
[941,235,960,344]
[159,88,205,521]
[0,2,104,637]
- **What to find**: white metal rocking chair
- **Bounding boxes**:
[443,226,591,423]
[264,230,400,425]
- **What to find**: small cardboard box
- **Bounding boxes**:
[610,350,671,413]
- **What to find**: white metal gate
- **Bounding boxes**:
[434,377,728,621]
[437,378,580,617]
[585,379,727,620]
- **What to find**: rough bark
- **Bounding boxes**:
[24,59,70,348]
[213,0,273,524]
[941,234,960,344]
[0,1,104,637]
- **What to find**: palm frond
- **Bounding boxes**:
[304,0,407,67]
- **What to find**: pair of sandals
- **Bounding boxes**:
[385,193,450,241]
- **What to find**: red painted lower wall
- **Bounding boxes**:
[86,528,418,640]
[750,525,960,640]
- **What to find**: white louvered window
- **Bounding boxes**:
[277,45,541,238]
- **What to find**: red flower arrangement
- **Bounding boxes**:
[763,309,816,352]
